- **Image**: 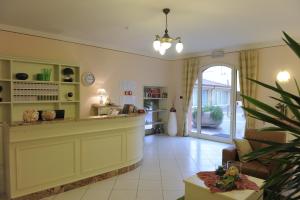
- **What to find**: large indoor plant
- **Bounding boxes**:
[241,32,300,200]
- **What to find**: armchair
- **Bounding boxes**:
[222,129,287,179]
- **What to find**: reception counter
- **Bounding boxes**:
[3,114,145,199]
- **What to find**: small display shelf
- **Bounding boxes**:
[145,109,168,113]
[0,57,81,123]
[61,65,80,83]
[144,97,168,100]
[143,86,168,135]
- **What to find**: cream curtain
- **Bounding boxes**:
[239,49,259,129]
[181,57,199,136]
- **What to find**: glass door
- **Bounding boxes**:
[188,65,246,142]
[198,66,233,141]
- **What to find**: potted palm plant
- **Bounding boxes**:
[241,32,300,200]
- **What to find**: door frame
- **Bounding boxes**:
[189,64,238,144]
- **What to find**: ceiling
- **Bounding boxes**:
[0,0,300,60]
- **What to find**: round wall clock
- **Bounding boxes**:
[81,72,95,86]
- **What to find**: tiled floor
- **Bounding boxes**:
[40,135,229,200]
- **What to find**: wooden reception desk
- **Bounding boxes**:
[3,114,144,199]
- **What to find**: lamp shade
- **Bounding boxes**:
[153,40,161,51]
[159,47,166,55]
[161,42,172,50]
[276,70,290,82]
[97,89,107,96]
[176,42,183,53]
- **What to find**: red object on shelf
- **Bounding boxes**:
[150,88,161,98]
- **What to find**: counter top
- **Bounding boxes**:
[9,113,144,127]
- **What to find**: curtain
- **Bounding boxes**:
[239,49,259,129]
[181,57,199,136]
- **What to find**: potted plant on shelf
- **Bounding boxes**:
[241,32,300,200]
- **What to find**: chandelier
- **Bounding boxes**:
[153,8,183,55]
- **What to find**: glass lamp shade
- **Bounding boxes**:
[176,42,183,53]
[97,89,107,96]
[161,42,172,50]
[159,47,166,55]
[153,40,161,51]
[276,70,290,82]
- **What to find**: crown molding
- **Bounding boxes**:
[0,24,298,62]
[0,24,170,61]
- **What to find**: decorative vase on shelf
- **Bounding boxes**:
[168,106,177,136]
[23,109,39,123]
[41,110,56,121]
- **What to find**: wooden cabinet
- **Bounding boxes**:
[0,57,80,123]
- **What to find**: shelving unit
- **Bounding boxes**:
[143,86,168,135]
[0,57,80,123]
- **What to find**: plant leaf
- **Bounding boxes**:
[247,78,300,105]
[243,107,300,136]
[242,94,300,127]
[270,96,300,109]
[282,31,300,59]
[295,78,300,96]
[276,82,300,121]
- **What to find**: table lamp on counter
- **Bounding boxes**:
[97,89,107,106]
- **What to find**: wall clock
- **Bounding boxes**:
[81,72,95,86]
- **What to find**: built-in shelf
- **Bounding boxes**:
[0,57,81,123]
[145,121,165,126]
[13,101,60,104]
[143,86,168,135]
[144,97,168,100]
[60,82,80,85]
[60,101,80,103]
[0,102,11,104]
[0,79,11,82]
[12,80,60,84]
[145,109,168,113]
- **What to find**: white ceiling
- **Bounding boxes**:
[0,0,300,60]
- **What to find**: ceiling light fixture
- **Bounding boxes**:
[153,8,183,55]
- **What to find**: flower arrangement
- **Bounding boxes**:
[215,166,240,191]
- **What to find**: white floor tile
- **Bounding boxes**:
[88,178,116,191]
[163,190,185,200]
[161,169,182,181]
[113,179,139,190]
[140,170,161,181]
[138,180,162,190]
[117,168,141,180]
[81,189,110,200]
[136,190,163,200]
[162,179,185,190]
[109,190,137,200]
